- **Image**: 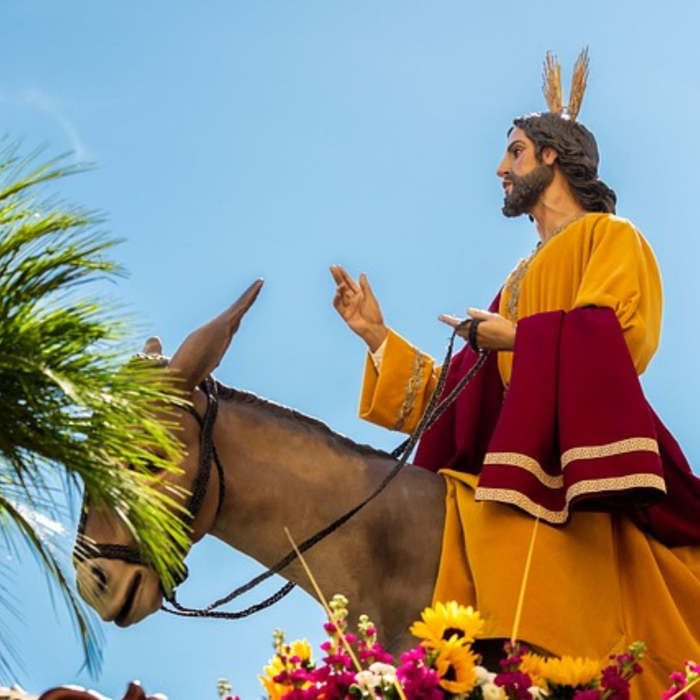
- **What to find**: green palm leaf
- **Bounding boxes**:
[0,143,191,679]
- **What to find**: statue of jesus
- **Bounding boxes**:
[331,50,700,699]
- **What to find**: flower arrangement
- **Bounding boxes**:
[217,532,697,700]
[219,596,700,700]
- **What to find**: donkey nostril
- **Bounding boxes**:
[90,564,108,595]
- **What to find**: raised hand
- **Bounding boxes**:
[438,308,516,351]
[330,265,388,352]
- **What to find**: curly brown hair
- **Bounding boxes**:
[512,112,617,214]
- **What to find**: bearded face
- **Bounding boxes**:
[498,126,558,218]
[501,163,555,217]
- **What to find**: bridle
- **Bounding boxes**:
[74,372,298,617]
[74,376,226,592]
[75,322,488,620]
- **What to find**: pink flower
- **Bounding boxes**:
[282,686,329,700]
[494,670,533,700]
[289,668,312,684]
[358,641,393,665]
[662,670,694,700]
[600,665,630,699]
[400,647,428,664]
[494,643,533,700]
[322,650,352,666]
[662,691,693,700]
[273,670,290,684]
[319,670,357,699]
[396,645,444,700]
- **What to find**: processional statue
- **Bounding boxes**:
[73,51,700,699]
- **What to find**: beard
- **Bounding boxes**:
[502,164,554,217]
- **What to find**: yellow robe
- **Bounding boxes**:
[358,213,700,698]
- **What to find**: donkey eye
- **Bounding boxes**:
[143,459,163,474]
[128,459,164,474]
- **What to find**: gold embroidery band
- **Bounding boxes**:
[393,349,426,431]
[561,437,659,469]
[475,486,564,522]
[475,473,667,525]
[484,437,660,490]
[484,452,563,489]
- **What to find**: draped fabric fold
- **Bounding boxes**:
[414,306,700,546]
[414,294,504,474]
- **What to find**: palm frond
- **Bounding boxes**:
[0,495,103,675]
[0,142,191,679]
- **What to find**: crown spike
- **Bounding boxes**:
[542,51,563,115]
[567,47,590,121]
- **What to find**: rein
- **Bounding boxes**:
[77,324,488,621]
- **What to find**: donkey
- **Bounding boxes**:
[73,280,446,652]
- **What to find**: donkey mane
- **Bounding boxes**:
[214,380,392,460]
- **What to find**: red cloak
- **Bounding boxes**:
[414,304,700,547]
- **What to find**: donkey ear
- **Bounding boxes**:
[169,279,263,393]
[142,336,163,355]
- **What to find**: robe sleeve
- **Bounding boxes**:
[573,216,662,373]
[358,328,440,433]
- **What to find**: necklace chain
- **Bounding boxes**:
[504,214,587,321]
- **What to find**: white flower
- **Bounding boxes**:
[354,663,398,695]
[354,670,379,691]
[528,686,549,698]
[481,682,505,699]
[368,662,397,684]
[475,665,497,685]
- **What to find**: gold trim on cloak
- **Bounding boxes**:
[475,472,667,525]
[561,437,659,468]
[393,349,426,431]
[484,437,661,490]
[484,452,563,489]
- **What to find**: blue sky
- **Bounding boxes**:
[2,1,699,697]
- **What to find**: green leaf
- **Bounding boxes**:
[0,142,191,680]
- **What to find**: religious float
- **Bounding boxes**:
[2,51,699,700]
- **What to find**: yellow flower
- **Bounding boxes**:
[258,639,313,699]
[519,654,548,690]
[258,655,289,700]
[289,639,313,664]
[520,652,601,688]
[434,637,478,694]
[410,600,485,647]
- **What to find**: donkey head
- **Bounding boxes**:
[74,280,263,626]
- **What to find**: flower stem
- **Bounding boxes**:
[668,674,700,700]
[511,516,540,645]
[282,526,402,700]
